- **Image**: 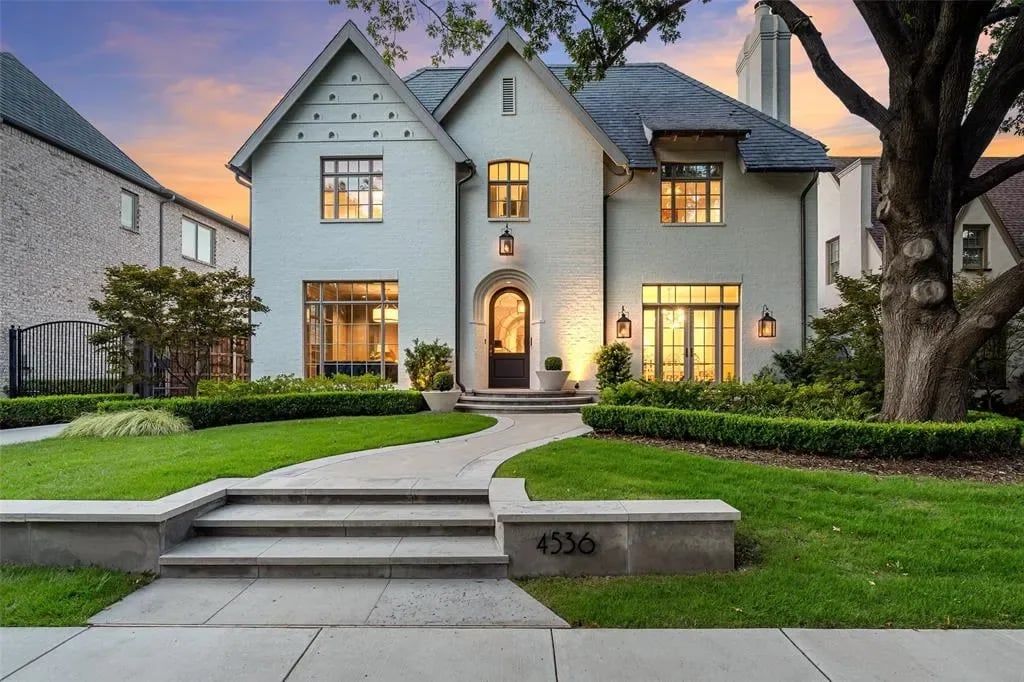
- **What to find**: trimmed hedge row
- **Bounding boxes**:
[581,404,1023,459]
[96,391,426,429]
[0,393,136,429]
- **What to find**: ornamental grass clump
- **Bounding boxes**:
[61,409,191,438]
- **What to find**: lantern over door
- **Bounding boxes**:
[498,226,514,256]
[616,306,632,339]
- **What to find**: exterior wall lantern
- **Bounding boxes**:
[758,304,777,338]
[498,226,514,256]
[616,306,632,339]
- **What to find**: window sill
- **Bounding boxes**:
[321,219,384,224]
[182,255,215,267]
[962,267,992,273]
[119,225,139,234]
[661,222,726,228]
[489,217,530,223]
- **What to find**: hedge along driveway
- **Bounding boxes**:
[1,413,495,500]
[0,394,136,428]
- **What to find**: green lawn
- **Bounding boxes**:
[0,564,152,626]
[497,437,1024,629]
[2,413,494,500]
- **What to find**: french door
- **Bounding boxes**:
[642,306,737,382]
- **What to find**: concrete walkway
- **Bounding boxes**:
[2,626,1021,681]
[0,424,66,445]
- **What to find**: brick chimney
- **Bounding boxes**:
[735,1,791,124]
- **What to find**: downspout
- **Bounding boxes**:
[799,175,817,352]
[158,192,175,266]
[602,167,635,344]
[454,161,476,392]
[233,169,253,278]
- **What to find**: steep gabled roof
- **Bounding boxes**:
[429,26,629,166]
[0,51,161,191]
[229,21,469,176]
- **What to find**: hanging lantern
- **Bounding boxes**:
[616,306,632,339]
[372,304,398,323]
[758,304,777,338]
[498,226,514,256]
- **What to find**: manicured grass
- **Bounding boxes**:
[0,564,152,626]
[497,437,1024,629]
[2,413,495,500]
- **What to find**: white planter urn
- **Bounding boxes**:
[422,390,462,412]
[535,370,570,392]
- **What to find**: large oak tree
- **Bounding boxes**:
[343,0,1024,421]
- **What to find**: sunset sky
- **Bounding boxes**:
[3,0,1021,225]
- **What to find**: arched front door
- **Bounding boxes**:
[489,288,530,388]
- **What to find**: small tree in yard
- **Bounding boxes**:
[89,265,268,397]
[403,338,453,391]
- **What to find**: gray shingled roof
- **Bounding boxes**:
[1,52,161,191]
[405,62,833,172]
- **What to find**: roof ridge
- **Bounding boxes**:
[653,62,828,150]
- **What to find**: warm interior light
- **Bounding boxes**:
[758,305,776,338]
[498,226,514,256]
[616,306,632,339]
[372,304,398,323]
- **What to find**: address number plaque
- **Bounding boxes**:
[535,531,596,555]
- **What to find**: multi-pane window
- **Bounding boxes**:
[182,218,214,265]
[660,163,722,223]
[120,190,138,231]
[641,284,740,382]
[963,225,987,270]
[826,237,840,284]
[322,158,383,220]
[304,281,399,382]
[488,161,529,219]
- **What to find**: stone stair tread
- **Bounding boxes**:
[458,395,593,404]
[160,535,507,566]
[193,504,495,527]
[456,403,587,413]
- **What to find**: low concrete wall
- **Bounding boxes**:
[491,480,739,577]
[0,479,242,573]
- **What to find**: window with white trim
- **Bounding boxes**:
[182,218,215,265]
[962,225,987,270]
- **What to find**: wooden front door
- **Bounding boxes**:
[489,288,530,388]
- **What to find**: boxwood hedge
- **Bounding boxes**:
[581,404,1023,459]
[0,393,136,429]
[96,390,426,429]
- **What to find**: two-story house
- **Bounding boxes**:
[232,13,832,390]
[1,53,251,395]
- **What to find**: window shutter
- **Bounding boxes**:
[501,77,516,115]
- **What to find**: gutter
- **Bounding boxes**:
[602,166,635,344]
[799,175,817,352]
[454,161,476,392]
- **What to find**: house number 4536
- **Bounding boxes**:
[536,531,596,555]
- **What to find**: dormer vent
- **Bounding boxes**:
[501,77,516,115]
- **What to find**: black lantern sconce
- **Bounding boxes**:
[758,304,777,338]
[498,226,514,256]
[615,306,632,339]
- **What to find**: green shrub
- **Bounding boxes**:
[14,379,127,397]
[198,373,393,397]
[61,409,191,438]
[595,343,632,389]
[403,339,453,391]
[581,404,1022,459]
[97,391,424,429]
[430,371,455,392]
[600,379,874,421]
[544,356,563,371]
[0,393,136,429]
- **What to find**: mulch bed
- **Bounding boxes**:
[592,432,1024,484]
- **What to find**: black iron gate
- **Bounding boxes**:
[8,321,127,397]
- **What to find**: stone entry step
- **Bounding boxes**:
[458,395,594,406]
[457,389,596,414]
[193,503,495,537]
[225,485,489,506]
[456,402,591,414]
[159,536,509,579]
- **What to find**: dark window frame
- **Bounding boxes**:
[487,160,529,219]
[321,157,384,221]
[962,224,988,271]
[120,189,139,232]
[826,237,841,284]
[659,162,723,224]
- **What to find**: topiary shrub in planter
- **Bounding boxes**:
[537,356,569,391]
[61,409,191,438]
[595,342,633,389]
[404,339,454,391]
[423,370,460,412]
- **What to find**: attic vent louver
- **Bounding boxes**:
[501,77,516,115]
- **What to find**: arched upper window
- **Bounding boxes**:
[487,161,529,219]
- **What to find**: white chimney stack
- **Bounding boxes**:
[736,1,791,124]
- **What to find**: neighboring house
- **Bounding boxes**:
[231,10,832,390]
[0,52,251,395]
[816,156,1024,394]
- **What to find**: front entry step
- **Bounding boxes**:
[159,536,509,579]
[457,389,596,414]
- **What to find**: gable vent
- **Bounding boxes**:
[501,77,516,115]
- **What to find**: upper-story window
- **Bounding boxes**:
[182,217,215,265]
[488,161,529,219]
[120,190,138,232]
[660,163,722,224]
[826,237,840,284]
[322,158,383,220]
[963,225,987,270]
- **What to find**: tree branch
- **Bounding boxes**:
[596,0,694,68]
[763,0,892,131]
[952,262,1024,361]
[985,4,1022,26]
[960,154,1024,203]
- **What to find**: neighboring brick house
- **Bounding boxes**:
[0,52,250,395]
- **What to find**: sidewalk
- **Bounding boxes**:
[2,625,1021,681]
[0,424,66,446]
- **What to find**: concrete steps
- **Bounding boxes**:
[456,389,596,414]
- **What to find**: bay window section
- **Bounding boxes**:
[304,281,398,381]
[641,284,739,382]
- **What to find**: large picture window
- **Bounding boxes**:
[488,160,529,218]
[322,158,383,220]
[304,281,398,381]
[641,284,740,382]
[660,163,722,224]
